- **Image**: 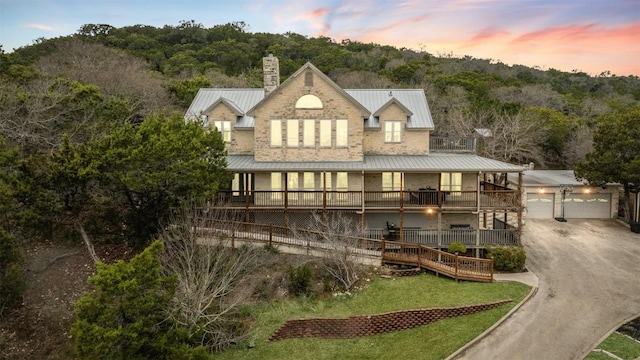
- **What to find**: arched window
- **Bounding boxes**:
[295,94,323,109]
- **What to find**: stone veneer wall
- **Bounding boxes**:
[269,299,511,341]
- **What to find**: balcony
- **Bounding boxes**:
[365,228,518,248]
[430,136,476,153]
[215,189,520,210]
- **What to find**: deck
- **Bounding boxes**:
[196,220,494,283]
[215,189,519,211]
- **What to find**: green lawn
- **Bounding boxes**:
[585,332,640,360]
[217,274,531,360]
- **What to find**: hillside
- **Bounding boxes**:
[3,21,640,169]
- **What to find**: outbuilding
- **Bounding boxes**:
[515,170,619,220]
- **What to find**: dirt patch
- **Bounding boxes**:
[0,241,134,360]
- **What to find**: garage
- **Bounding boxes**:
[564,193,611,219]
[526,193,554,218]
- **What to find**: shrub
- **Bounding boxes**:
[447,242,467,255]
[71,240,207,359]
[263,243,280,254]
[0,229,25,317]
[287,263,313,296]
[486,245,527,272]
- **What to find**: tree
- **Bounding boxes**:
[96,113,229,246]
[160,205,260,350]
[71,240,207,359]
[575,108,640,222]
[168,76,211,107]
[292,212,363,291]
[480,110,545,166]
[0,76,104,155]
[35,39,175,118]
[0,229,24,317]
[0,138,25,316]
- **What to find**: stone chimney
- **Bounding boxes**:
[263,54,280,96]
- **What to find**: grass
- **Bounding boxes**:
[585,332,640,360]
[217,274,531,360]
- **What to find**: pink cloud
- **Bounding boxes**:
[287,7,331,34]
[24,23,56,31]
[470,28,511,43]
[353,14,431,43]
[513,23,640,46]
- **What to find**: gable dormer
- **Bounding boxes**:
[248,62,370,119]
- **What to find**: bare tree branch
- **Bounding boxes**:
[292,212,363,292]
[160,205,260,350]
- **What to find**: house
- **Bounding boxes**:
[185,55,525,252]
[512,170,620,220]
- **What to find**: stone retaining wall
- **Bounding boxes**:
[269,299,512,341]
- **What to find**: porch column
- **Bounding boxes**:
[244,173,250,223]
[437,211,442,248]
[477,171,481,212]
[399,172,404,242]
[517,171,524,246]
[361,171,365,211]
[284,173,289,227]
[361,171,366,237]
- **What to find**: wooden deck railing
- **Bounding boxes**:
[215,189,519,210]
[196,219,494,282]
[380,242,493,282]
[362,228,517,248]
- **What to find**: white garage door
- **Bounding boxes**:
[526,193,554,218]
[564,193,611,219]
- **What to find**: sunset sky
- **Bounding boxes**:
[1,0,639,76]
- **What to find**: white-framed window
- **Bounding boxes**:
[232,173,240,196]
[303,172,315,190]
[303,172,315,200]
[382,172,403,191]
[288,172,299,201]
[287,119,299,147]
[440,172,462,192]
[271,172,282,200]
[213,120,231,142]
[385,121,401,142]
[336,119,348,147]
[319,119,331,147]
[270,120,282,147]
[303,119,315,147]
[336,172,348,191]
[295,94,323,109]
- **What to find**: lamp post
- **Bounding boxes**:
[555,184,573,222]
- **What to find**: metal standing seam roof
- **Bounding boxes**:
[184,89,434,130]
[518,170,587,187]
[345,89,434,130]
[184,89,264,128]
[226,154,524,173]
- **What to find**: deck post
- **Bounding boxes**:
[517,171,524,246]
[454,253,459,282]
[381,239,386,258]
[490,259,494,283]
[269,223,273,247]
[417,245,422,267]
[232,228,236,249]
[475,229,480,258]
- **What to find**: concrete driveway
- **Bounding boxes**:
[453,219,640,360]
